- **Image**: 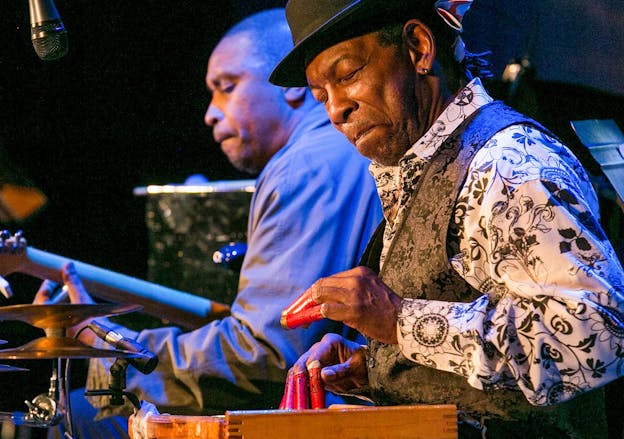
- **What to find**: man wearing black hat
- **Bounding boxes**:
[271,1,624,437]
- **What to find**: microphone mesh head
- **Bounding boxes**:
[31,20,68,60]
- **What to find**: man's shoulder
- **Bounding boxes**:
[479,122,566,156]
[468,122,592,192]
[281,122,364,166]
[294,120,353,149]
[256,123,371,196]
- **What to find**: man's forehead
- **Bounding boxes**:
[207,37,250,77]
[208,33,267,80]
[211,34,251,64]
[306,34,376,78]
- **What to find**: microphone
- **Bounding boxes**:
[28,0,68,60]
[88,321,159,375]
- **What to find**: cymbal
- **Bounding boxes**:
[0,303,142,329]
[0,336,146,360]
[0,364,28,372]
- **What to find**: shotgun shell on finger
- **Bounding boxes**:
[279,370,295,410]
[282,290,317,317]
[293,371,309,410]
[280,304,324,329]
[307,360,325,409]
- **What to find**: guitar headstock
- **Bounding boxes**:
[0,231,29,297]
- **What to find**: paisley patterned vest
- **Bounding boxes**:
[362,101,607,437]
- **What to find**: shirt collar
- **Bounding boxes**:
[370,78,493,183]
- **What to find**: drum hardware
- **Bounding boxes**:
[0,359,67,430]
[84,320,159,411]
[0,303,147,438]
[23,362,63,427]
[85,357,141,410]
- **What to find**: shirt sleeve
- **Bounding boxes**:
[397,124,624,406]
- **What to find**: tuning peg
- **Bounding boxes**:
[12,230,26,252]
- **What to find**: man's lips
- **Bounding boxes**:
[214,132,237,146]
[353,125,376,146]
[220,137,240,154]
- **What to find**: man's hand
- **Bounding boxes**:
[292,333,369,395]
[279,333,368,408]
[307,266,402,344]
[33,261,97,341]
[33,261,95,305]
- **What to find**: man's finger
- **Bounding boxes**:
[48,285,69,304]
[318,302,352,323]
[61,262,95,304]
[310,282,352,305]
[322,266,371,279]
[319,362,355,393]
[321,361,351,382]
[33,280,57,304]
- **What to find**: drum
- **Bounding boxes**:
[134,180,255,307]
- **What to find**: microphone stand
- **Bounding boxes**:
[84,358,140,410]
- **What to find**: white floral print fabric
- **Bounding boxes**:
[370,78,624,405]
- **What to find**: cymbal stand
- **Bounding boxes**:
[17,358,68,433]
[39,328,75,438]
[59,357,75,439]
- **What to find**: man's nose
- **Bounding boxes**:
[204,102,223,126]
[326,90,356,125]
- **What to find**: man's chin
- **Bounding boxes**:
[230,159,261,175]
[358,146,403,167]
[353,128,400,165]
[222,147,253,174]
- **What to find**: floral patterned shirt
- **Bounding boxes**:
[370,78,624,405]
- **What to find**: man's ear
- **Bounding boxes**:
[283,86,307,108]
[402,19,435,75]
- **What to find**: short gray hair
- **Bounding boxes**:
[224,8,294,77]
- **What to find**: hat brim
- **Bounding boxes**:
[269,0,374,87]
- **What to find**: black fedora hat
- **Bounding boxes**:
[270,0,429,86]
